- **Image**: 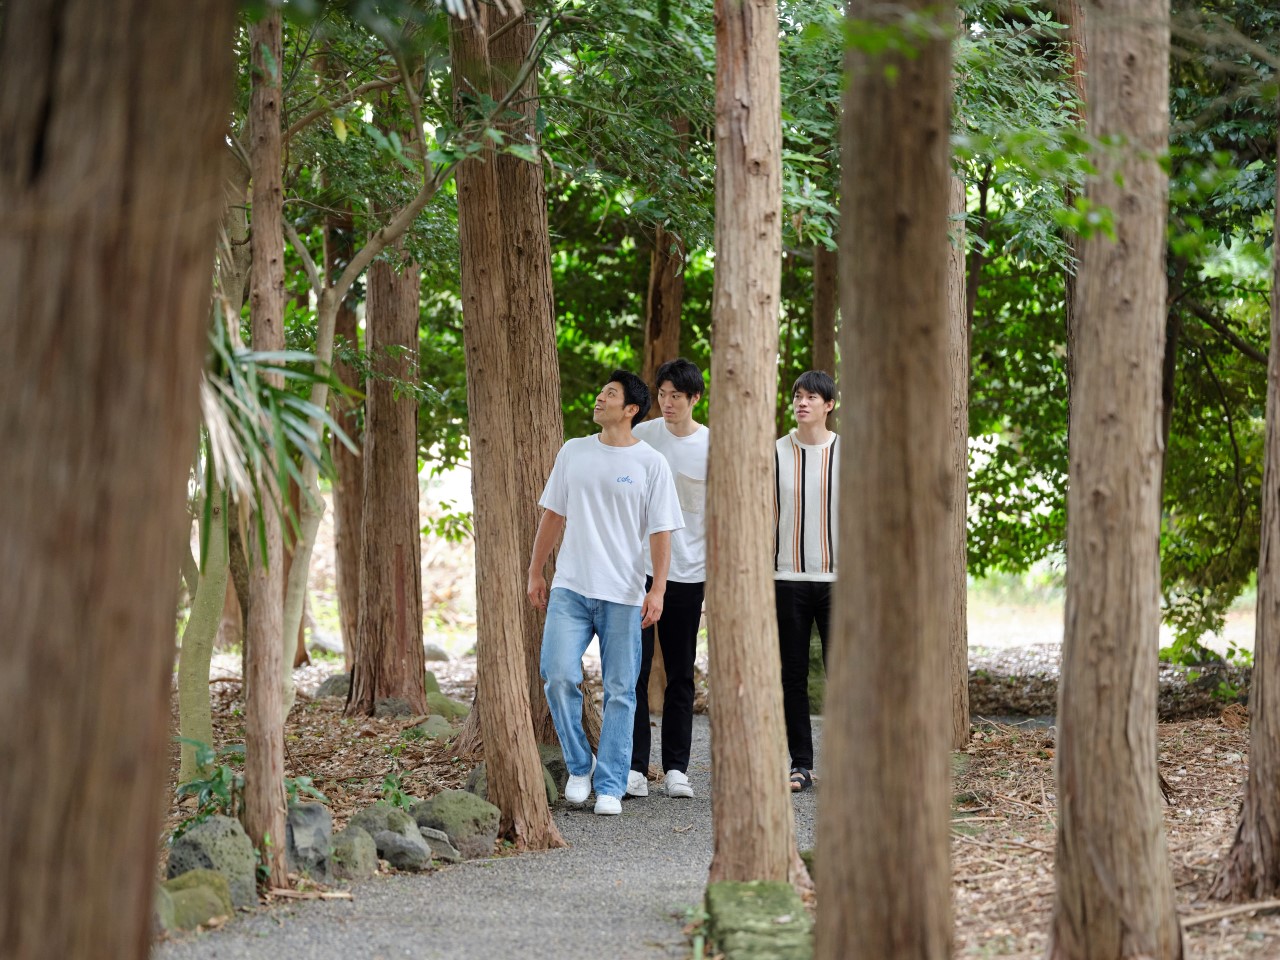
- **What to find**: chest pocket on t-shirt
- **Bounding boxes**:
[675,473,706,515]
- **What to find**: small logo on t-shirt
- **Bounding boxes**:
[616,475,633,484]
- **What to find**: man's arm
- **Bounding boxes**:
[641,530,672,628]
[527,509,566,611]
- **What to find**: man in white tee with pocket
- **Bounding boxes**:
[527,370,684,816]
[625,358,709,800]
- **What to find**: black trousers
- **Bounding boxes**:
[775,579,831,771]
[631,577,705,774]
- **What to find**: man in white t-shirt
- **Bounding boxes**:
[527,370,684,816]
[625,359,708,801]
[773,370,839,794]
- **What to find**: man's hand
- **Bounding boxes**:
[528,571,549,611]
[641,587,664,629]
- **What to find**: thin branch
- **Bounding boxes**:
[1182,899,1280,929]
[284,220,323,297]
[284,77,401,143]
[1188,301,1268,366]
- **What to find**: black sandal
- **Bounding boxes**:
[789,768,813,792]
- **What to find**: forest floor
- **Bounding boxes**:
[159,486,1277,957]
[158,655,1280,959]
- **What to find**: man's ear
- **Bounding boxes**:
[624,403,640,421]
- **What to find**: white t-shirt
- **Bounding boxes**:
[633,418,709,583]
[539,435,685,606]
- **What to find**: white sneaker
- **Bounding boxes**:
[565,756,596,804]
[665,770,693,798]
[594,794,622,815]
[626,770,649,797]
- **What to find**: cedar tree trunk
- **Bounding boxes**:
[491,11,565,744]
[326,212,364,670]
[243,9,289,889]
[947,173,970,749]
[1048,0,1182,954]
[450,10,565,849]
[0,2,233,957]
[347,258,427,715]
[1210,125,1280,903]
[706,0,801,886]
[812,242,838,378]
[815,1,955,957]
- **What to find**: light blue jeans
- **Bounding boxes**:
[540,587,642,799]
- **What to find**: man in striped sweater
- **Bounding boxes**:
[773,370,839,792]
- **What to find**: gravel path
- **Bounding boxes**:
[154,715,820,960]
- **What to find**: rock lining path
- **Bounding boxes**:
[155,716,821,960]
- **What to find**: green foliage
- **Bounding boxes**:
[173,740,328,843]
[381,772,417,810]
[172,740,246,840]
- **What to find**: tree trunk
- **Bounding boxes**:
[0,2,233,957]
[706,0,799,887]
[243,9,289,890]
[490,12,566,745]
[642,224,686,392]
[1210,122,1280,903]
[179,489,230,781]
[947,173,970,750]
[814,2,954,957]
[450,10,565,849]
[326,212,364,671]
[812,243,838,377]
[347,259,427,715]
[1048,0,1182,954]
[642,216,687,716]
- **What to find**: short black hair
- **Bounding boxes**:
[654,358,705,399]
[609,369,652,426]
[792,370,836,404]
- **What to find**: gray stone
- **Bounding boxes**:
[537,743,568,793]
[349,800,419,841]
[465,761,557,806]
[409,715,455,741]
[309,629,344,656]
[424,670,441,694]
[153,885,176,935]
[418,826,462,864]
[163,868,233,919]
[373,829,432,872]
[315,672,351,699]
[166,814,257,909]
[374,697,414,718]
[427,691,470,719]
[423,643,450,662]
[705,881,812,960]
[329,826,378,881]
[170,887,231,932]
[285,801,333,880]
[411,789,500,860]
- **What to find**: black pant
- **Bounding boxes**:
[631,577,705,774]
[776,579,831,771]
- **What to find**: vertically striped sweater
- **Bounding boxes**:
[773,431,839,581]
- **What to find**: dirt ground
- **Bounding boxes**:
[166,482,1279,956]
[953,707,1280,957]
[163,661,1280,958]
